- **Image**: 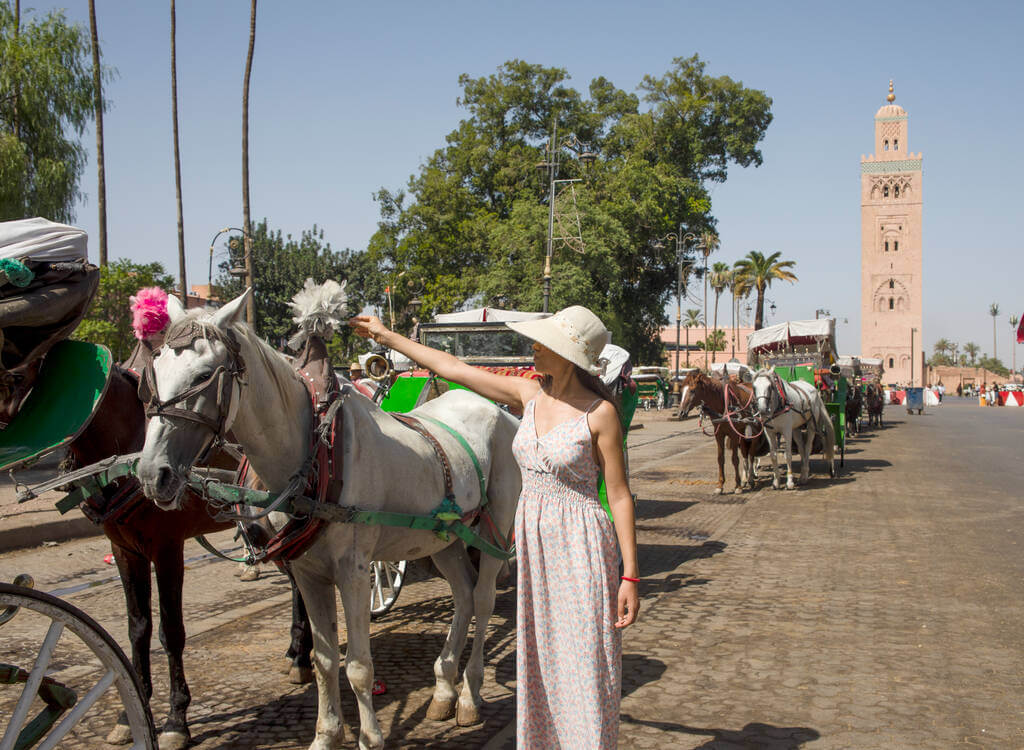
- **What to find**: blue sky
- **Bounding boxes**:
[38,0,1024,363]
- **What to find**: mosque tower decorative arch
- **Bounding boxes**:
[861,81,923,385]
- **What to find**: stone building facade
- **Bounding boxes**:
[861,82,923,386]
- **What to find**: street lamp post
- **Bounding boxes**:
[208,226,252,307]
[538,124,595,313]
[910,327,918,387]
[656,229,699,390]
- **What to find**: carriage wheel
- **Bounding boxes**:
[0,581,157,750]
[655,391,666,410]
[369,560,408,620]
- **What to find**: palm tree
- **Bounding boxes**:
[964,341,980,366]
[698,232,719,369]
[733,251,798,330]
[241,0,257,325]
[709,261,731,359]
[1010,315,1019,376]
[933,338,953,364]
[989,303,999,360]
[88,0,107,266]
[170,0,186,303]
[682,308,703,368]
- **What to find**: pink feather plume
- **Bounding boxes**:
[130,287,170,340]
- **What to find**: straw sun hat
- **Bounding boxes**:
[507,306,611,376]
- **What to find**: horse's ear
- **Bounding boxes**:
[211,288,252,329]
[166,292,186,323]
[768,365,775,374]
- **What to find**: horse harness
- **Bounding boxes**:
[132,321,508,564]
[760,372,822,437]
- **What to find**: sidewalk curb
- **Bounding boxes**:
[0,514,101,552]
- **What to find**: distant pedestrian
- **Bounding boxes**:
[956,383,963,398]
[938,382,945,402]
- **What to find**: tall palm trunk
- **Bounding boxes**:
[754,285,766,330]
[711,290,721,357]
[730,287,736,359]
[241,0,257,326]
[88,0,107,265]
[170,0,186,303]
[992,317,997,361]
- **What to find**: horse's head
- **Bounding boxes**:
[751,366,776,418]
[676,370,703,418]
[137,290,250,509]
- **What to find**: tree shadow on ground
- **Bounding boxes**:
[621,714,821,749]
[622,654,666,695]
[635,497,698,521]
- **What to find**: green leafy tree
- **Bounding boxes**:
[963,341,980,366]
[215,220,381,362]
[0,2,109,222]
[369,56,772,362]
[930,338,955,366]
[73,259,175,362]
[733,250,797,330]
[698,328,726,352]
[978,355,1009,378]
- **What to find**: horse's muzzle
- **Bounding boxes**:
[138,460,186,510]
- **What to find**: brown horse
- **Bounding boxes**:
[864,383,884,428]
[63,364,312,750]
[677,370,766,494]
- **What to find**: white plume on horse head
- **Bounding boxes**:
[287,278,349,350]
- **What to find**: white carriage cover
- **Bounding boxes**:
[433,307,550,323]
[0,218,89,262]
[747,319,836,353]
[710,360,752,381]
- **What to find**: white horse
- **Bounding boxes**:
[751,367,835,489]
[136,291,521,750]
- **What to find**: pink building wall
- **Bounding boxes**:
[658,325,757,370]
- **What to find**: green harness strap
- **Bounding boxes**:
[55,461,137,515]
[413,413,488,505]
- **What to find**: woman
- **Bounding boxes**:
[350,305,639,749]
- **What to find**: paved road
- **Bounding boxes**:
[1,401,1021,748]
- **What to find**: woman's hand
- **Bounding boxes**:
[349,315,390,345]
[615,580,639,629]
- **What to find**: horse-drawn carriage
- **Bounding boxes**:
[631,366,670,410]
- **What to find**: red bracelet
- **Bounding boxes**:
[621,576,640,583]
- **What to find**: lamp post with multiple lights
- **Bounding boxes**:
[537,124,595,313]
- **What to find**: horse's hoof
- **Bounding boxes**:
[158,730,190,750]
[239,565,260,582]
[456,700,482,726]
[426,696,455,721]
[713,487,723,495]
[288,665,314,684]
[106,722,132,745]
[734,487,743,495]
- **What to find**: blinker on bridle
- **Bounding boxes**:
[139,321,246,444]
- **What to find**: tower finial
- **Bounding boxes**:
[887,80,895,103]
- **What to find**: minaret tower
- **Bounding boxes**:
[861,81,923,385]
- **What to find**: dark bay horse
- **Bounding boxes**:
[63,363,312,750]
[678,370,766,494]
[865,383,884,428]
[845,384,863,437]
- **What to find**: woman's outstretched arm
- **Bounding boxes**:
[349,315,539,410]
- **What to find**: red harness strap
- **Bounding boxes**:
[244,369,341,565]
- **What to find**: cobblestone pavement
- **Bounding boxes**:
[2,400,1022,748]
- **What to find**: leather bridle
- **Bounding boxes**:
[138,321,246,449]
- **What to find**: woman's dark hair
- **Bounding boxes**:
[541,366,623,425]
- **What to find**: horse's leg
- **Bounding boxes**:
[426,543,475,721]
[107,545,153,745]
[782,424,796,490]
[153,545,191,750]
[799,424,813,484]
[769,429,781,490]
[337,560,384,750]
[284,565,314,684]
[729,435,742,494]
[714,430,726,495]
[293,565,347,750]
[457,547,505,726]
